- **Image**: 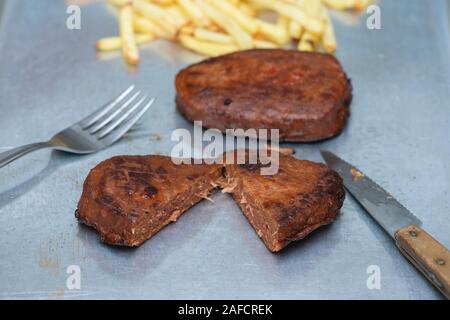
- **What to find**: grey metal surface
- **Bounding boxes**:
[0,0,449,299]
[321,151,422,238]
[0,1,4,21]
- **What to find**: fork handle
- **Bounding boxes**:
[0,142,51,168]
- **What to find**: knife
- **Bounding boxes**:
[321,150,450,299]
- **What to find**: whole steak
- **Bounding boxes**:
[175,49,352,142]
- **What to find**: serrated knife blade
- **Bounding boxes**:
[320,150,450,299]
[320,150,422,238]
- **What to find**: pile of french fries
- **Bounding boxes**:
[97,0,372,65]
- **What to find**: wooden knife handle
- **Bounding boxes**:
[395,225,450,299]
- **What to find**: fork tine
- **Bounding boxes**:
[97,95,148,139]
[90,90,141,134]
[79,85,135,129]
[101,98,155,144]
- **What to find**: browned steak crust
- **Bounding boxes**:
[223,152,345,252]
[175,49,352,142]
[76,155,223,246]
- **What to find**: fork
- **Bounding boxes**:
[0,85,155,168]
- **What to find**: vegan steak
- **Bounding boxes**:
[223,151,345,252]
[175,49,352,142]
[77,152,345,252]
[76,155,223,246]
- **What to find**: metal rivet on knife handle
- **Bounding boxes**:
[436,259,446,266]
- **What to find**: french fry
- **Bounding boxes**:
[165,5,190,28]
[179,24,195,35]
[246,1,266,11]
[321,6,337,52]
[239,2,257,17]
[96,34,154,52]
[298,0,323,49]
[150,0,175,5]
[176,0,210,27]
[209,0,259,34]
[302,0,323,19]
[134,16,172,39]
[298,40,313,51]
[322,0,358,10]
[354,0,372,11]
[178,34,238,56]
[254,39,278,49]
[249,0,324,35]
[288,20,303,39]
[96,37,122,51]
[256,19,290,45]
[119,4,139,65]
[298,31,316,51]
[108,0,128,7]
[277,15,290,30]
[99,0,367,63]
[196,1,253,49]
[133,0,178,38]
[193,28,235,44]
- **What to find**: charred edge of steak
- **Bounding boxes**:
[275,170,345,250]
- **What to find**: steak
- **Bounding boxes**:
[76,152,345,252]
[175,49,352,142]
[76,155,223,246]
[223,151,345,252]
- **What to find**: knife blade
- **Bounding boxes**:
[321,150,450,299]
[320,150,421,238]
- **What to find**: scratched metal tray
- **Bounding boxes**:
[1,0,449,299]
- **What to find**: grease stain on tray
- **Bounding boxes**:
[51,288,65,298]
[150,133,162,141]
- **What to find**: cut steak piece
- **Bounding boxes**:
[175,49,352,142]
[76,155,223,246]
[76,151,345,252]
[223,151,345,252]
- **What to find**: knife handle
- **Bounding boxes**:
[395,225,450,299]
